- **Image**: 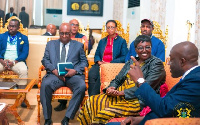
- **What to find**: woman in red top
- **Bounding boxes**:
[88,20,128,96]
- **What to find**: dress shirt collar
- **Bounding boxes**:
[182,65,199,80]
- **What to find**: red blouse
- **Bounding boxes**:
[102,34,117,62]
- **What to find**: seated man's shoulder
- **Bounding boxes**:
[151,35,164,44]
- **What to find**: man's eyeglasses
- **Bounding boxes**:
[136,46,151,51]
[59,32,71,36]
[106,26,116,30]
[71,23,79,27]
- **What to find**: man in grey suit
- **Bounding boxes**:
[19,7,29,28]
[40,23,88,125]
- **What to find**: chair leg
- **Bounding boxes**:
[37,96,40,125]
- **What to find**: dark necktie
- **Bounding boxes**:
[60,44,66,62]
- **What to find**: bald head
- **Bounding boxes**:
[59,23,71,44]
[169,41,198,78]
[46,24,57,36]
[171,41,198,65]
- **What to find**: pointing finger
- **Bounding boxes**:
[131,56,139,66]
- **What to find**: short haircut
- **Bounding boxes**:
[134,35,152,48]
[22,7,25,11]
[10,19,20,27]
[106,20,117,27]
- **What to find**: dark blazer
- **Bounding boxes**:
[104,56,166,100]
[135,66,200,125]
[94,35,128,63]
[19,11,29,28]
[42,39,88,74]
[42,32,51,36]
[0,31,29,62]
[5,13,17,23]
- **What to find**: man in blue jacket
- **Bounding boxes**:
[125,19,165,62]
[0,19,29,86]
[119,41,200,125]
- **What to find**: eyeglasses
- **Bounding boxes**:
[70,23,79,27]
[106,26,116,30]
[137,46,151,51]
[59,32,71,36]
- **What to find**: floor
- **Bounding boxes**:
[0,89,80,125]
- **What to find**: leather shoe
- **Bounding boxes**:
[21,101,27,108]
[44,119,52,125]
[61,117,69,125]
[54,103,66,111]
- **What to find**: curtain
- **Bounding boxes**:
[0,0,7,12]
[113,0,124,23]
[195,0,200,46]
[43,0,62,9]
[5,0,33,27]
[150,0,166,31]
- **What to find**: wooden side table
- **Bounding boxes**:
[0,103,9,125]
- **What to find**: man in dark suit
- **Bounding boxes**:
[40,23,88,125]
[42,24,57,36]
[114,41,200,125]
[19,7,29,28]
[0,9,5,25]
[5,7,17,23]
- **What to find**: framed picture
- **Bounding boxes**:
[67,0,103,16]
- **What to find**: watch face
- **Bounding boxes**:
[137,78,145,84]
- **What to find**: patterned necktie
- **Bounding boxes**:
[60,44,66,62]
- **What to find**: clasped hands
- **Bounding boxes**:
[0,59,15,70]
[106,87,124,97]
[52,68,77,82]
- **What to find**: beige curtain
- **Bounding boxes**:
[150,0,167,31]
[43,0,62,9]
[0,0,7,12]
[195,0,200,46]
[5,0,33,27]
[113,0,124,23]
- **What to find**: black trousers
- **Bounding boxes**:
[88,63,101,96]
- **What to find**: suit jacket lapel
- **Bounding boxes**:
[55,40,60,63]
[67,40,75,61]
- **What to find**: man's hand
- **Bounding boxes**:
[52,69,65,81]
[128,56,144,83]
[64,68,77,77]
[121,116,144,125]
[0,59,7,69]
[6,60,14,69]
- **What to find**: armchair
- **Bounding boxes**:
[100,63,124,93]
[0,16,28,78]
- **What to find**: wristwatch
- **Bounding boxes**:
[136,78,145,87]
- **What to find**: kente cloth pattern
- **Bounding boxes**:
[78,63,144,125]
